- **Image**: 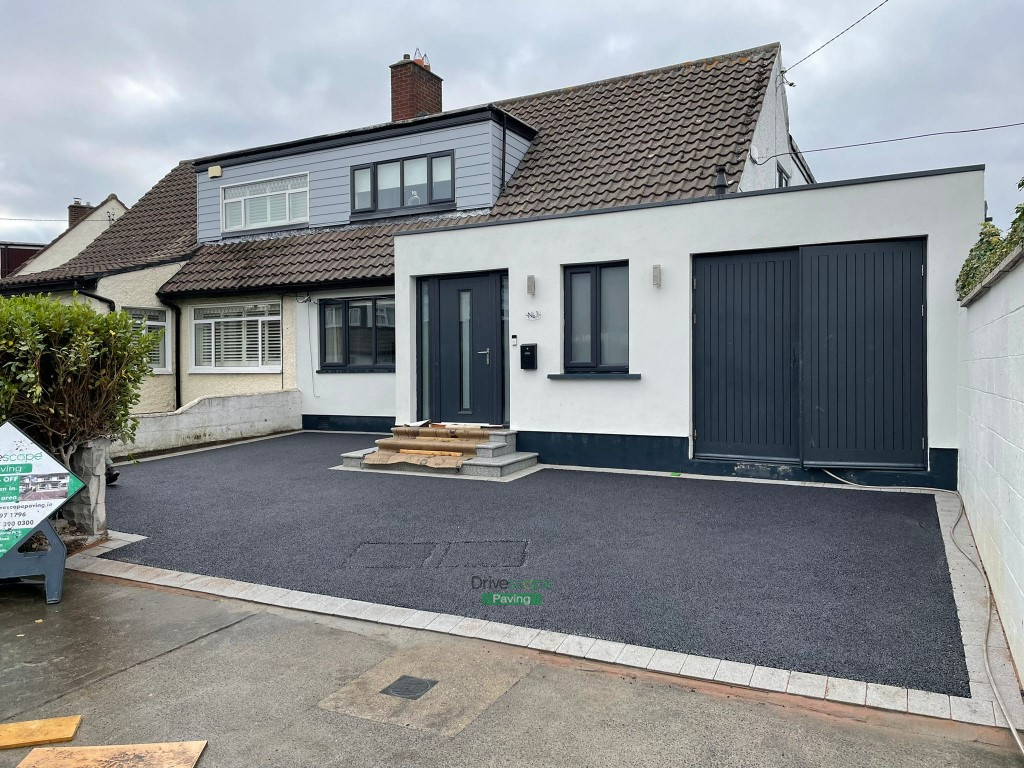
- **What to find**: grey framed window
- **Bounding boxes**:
[777,163,791,188]
[350,151,454,214]
[563,262,629,373]
[319,296,396,372]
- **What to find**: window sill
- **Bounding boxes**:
[189,367,283,375]
[221,221,309,237]
[349,202,456,222]
[317,367,396,374]
[149,370,173,376]
[547,373,641,380]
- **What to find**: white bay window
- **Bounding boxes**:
[222,174,308,232]
[191,302,282,372]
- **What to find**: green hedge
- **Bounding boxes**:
[956,176,1024,300]
[0,294,158,465]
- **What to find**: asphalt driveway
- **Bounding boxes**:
[103,432,969,697]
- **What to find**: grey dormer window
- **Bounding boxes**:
[351,151,454,215]
[222,174,308,232]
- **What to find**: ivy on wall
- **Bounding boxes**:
[956,176,1024,300]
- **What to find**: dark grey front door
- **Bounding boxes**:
[437,274,503,424]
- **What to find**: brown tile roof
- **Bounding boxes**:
[491,43,777,217]
[160,221,400,294]
[0,162,196,290]
[6,44,778,296]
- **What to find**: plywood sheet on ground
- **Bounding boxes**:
[16,740,206,768]
[0,716,81,750]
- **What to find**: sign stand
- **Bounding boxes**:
[0,518,67,603]
[0,422,84,604]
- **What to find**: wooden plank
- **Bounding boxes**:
[17,740,206,768]
[398,449,463,457]
[0,716,81,750]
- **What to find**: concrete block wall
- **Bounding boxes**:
[958,248,1024,669]
[114,389,302,457]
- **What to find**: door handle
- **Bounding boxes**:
[477,348,490,365]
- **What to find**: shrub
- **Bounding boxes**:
[0,294,158,465]
[956,177,1024,300]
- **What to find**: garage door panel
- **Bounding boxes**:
[800,241,926,468]
[693,251,800,461]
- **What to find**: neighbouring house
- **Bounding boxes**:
[0,43,983,488]
[0,241,45,278]
[12,195,129,277]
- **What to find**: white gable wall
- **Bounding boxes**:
[18,197,128,275]
[739,54,807,191]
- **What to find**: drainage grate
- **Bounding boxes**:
[380,675,438,700]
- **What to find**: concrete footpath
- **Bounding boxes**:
[1,573,1019,768]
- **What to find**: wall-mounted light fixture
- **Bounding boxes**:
[653,264,662,288]
[526,275,536,295]
[208,165,223,179]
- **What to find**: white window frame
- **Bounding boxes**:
[220,172,309,233]
[189,301,283,374]
[126,307,172,375]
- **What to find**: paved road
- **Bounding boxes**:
[104,432,968,695]
[0,575,1015,768]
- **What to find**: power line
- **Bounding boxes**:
[752,120,1024,165]
[785,0,892,73]
[0,217,111,223]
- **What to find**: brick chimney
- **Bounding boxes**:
[390,52,442,122]
[68,198,93,228]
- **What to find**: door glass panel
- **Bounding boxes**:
[377,162,401,209]
[569,272,592,363]
[419,282,430,420]
[459,290,472,411]
[404,157,428,206]
[600,265,629,366]
[375,298,396,365]
[348,300,373,365]
[432,155,453,200]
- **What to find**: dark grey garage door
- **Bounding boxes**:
[692,251,800,461]
[693,240,926,469]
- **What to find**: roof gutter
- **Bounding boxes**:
[73,284,116,312]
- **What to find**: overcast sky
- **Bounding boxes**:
[1,0,1020,245]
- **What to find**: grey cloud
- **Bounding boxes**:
[0,0,1019,247]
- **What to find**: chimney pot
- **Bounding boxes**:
[390,52,443,122]
[68,198,94,228]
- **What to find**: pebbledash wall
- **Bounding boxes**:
[958,246,1024,671]
[394,166,984,483]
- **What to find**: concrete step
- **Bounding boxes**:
[391,426,494,440]
[375,436,482,456]
[340,448,376,468]
[460,451,539,478]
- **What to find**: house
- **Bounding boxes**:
[13,196,129,277]
[0,44,982,488]
[0,241,46,278]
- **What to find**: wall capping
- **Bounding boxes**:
[959,245,1024,307]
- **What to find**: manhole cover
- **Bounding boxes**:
[381,675,438,700]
